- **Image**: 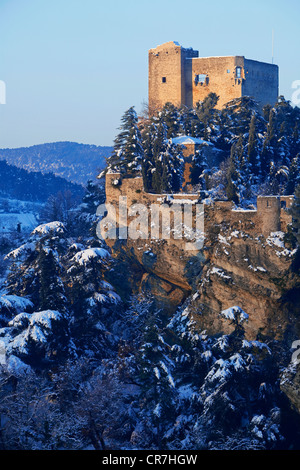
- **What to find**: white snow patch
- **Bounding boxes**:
[210,267,231,280]
[0,213,38,233]
[171,135,212,146]
[31,221,65,236]
[0,294,33,312]
[218,234,230,245]
[71,247,110,265]
[221,306,249,322]
[266,231,285,248]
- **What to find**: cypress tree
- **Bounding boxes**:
[261,109,277,176]
[285,155,300,195]
[195,92,219,141]
[225,140,242,204]
[248,115,260,177]
[38,247,66,312]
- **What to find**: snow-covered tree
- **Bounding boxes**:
[105,106,144,176]
[2,220,122,366]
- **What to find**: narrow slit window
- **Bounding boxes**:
[162,77,166,83]
[236,67,242,79]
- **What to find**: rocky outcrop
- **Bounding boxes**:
[189,210,300,341]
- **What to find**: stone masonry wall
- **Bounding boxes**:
[104,173,293,245]
[148,41,279,112]
[187,56,243,109]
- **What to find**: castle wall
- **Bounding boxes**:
[105,175,293,242]
[257,196,281,236]
[242,59,279,109]
[103,175,295,329]
[148,41,198,113]
[148,42,279,112]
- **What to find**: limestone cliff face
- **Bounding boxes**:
[100,173,300,341]
[280,363,300,415]
[190,204,300,341]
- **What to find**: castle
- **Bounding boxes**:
[99,45,298,339]
[148,41,279,111]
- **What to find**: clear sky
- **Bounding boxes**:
[0,0,299,148]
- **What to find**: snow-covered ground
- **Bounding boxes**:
[0,197,41,234]
[0,213,38,233]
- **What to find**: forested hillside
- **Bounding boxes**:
[0,159,84,202]
[0,141,112,185]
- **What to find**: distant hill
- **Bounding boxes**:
[0,159,84,203]
[0,142,112,185]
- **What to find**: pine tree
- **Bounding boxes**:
[189,148,208,189]
[135,314,177,449]
[285,155,300,195]
[195,92,219,142]
[82,180,105,214]
[160,102,181,138]
[261,109,277,176]
[38,247,67,312]
[225,139,243,204]
[150,118,168,193]
[291,122,300,158]
[221,97,260,141]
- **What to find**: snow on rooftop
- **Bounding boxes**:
[150,41,181,51]
[171,136,211,146]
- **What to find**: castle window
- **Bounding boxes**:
[227,69,231,73]
[162,77,166,83]
[195,74,207,85]
[236,67,242,78]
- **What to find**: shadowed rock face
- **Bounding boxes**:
[189,223,300,342]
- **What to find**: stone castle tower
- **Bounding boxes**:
[148,41,279,112]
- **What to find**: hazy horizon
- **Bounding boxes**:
[0,0,299,149]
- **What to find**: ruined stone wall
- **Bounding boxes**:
[105,174,293,244]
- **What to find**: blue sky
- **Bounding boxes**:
[0,0,299,148]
